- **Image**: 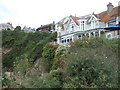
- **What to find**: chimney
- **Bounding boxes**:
[53,21,55,24]
[107,2,114,14]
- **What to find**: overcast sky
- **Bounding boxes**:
[0,0,119,28]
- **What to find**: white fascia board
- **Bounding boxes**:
[69,17,78,26]
[64,18,71,30]
[65,17,78,30]
[88,14,99,22]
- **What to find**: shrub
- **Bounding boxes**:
[19,73,61,88]
[2,74,12,86]
[63,38,119,88]
[42,44,57,60]
[42,44,58,70]
[14,57,32,77]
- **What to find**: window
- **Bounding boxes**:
[106,33,112,39]
[83,23,84,30]
[71,24,74,31]
[80,21,85,31]
[86,33,89,38]
[67,39,70,42]
[72,26,74,28]
[108,21,116,26]
[78,35,81,38]
[95,32,99,37]
[91,20,97,29]
[107,34,111,38]
[65,39,66,43]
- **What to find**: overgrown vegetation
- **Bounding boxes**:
[2,26,57,71]
[63,38,119,88]
[2,28,119,88]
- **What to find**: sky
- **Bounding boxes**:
[0,0,119,29]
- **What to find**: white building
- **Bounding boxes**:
[56,3,120,45]
[0,22,14,30]
[22,26,36,32]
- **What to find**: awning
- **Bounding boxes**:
[104,25,120,30]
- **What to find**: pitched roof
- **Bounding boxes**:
[70,16,80,25]
[0,23,11,27]
[96,6,120,22]
[58,16,80,28]
[96,11,107,20]
[57,20,69,29]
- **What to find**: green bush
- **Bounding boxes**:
[42,44,58,60]
[14,57,32,77]
[2,74,12,86]
[63,38,119,88]
[51,45,68,70]
[18,73,61,88]
[42,44,58,71]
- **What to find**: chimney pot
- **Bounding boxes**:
[107,2,114,14]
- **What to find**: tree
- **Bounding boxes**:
[14,26,21,31]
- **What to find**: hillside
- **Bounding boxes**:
[1,27,119,88]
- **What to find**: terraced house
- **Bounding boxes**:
[56,2,120,45]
